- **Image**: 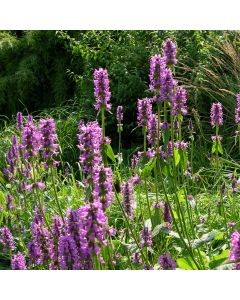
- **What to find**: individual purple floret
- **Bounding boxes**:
[141,227,153,248]
[229,230,240,262]
[92,165,114,210]
[117,106,123,123]
[93,68,111,111]
[131,152,143,169]
[147,113,159,145]
[235,93,240,124]
[38,118,59,168]
[16,112,23,130]
[0,226,15,251]
[146,147,156,158]
[58,234,80,270]
[78,121,103,174]
[137,98,152,127]
[130,174,141,186]
[133,252,142,264]
[158,254,176,270]
[163,38,178,65]
[161,202,172,223]
[20,115,42,159]
[210,102,223,127]
[11,252,27,270]
[172,86,188,116]
[6,194,16,210]
[121,180,135,219]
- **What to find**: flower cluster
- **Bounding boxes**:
[4,135,20,181]
[161,202,172,224]
[78,121,103,174]
[117,106,123,124]
[163,38,177,65]
[235,93,240,124]
[0,226,15,251]
[211,135,222,142]
[92,165,114,210]
[172,87,187,116]
[210,102,223,127]
[121,180,135,219]
[147,113,159,145]
[6,194,16,210]
[20,116,42,159]
[11,252,27,270]
[149,55,167,100]
[16,112,23,130]
[174,140,188,150]
[158,254,176,270]
[137,98,152,127]
[229,230,240,262]
[93,68,111,111]
[141,227,153,248]
[38,118,59,168]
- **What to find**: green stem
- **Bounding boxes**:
[113,186,149,264]
[50,166,65,223]
[102,107,105,139]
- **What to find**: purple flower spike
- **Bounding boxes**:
[149,54,167,98]
[38,118,59,168]
[93,68,111,111]
[92,165,114,210]
[210,102,223,127]
[58,234,80,270]
[11,252,27,270]
[16,112,23,130]
[159,254,176,270]
[20,116,42,159]
[121,180,135,219]
[0,226,15,251]
[137,98,152,127]
[163,38,178,65]
[78,121,103,175]
[141,227,153,248]
[117,106,123,124]
[6,194,16,210]
[229,230,240,262]
[147,113,159,145]
[161,202,172,223]
[172,87,187,116]
[235,93,240,124]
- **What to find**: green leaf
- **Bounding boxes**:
[217,141,223,155]
[174,148,180,166]
[106,144,116,163]
[209,250,229,269]
[177,257,198,270]
[140,158,156,179]
[212,141,217,154]
[191,231,220,249]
